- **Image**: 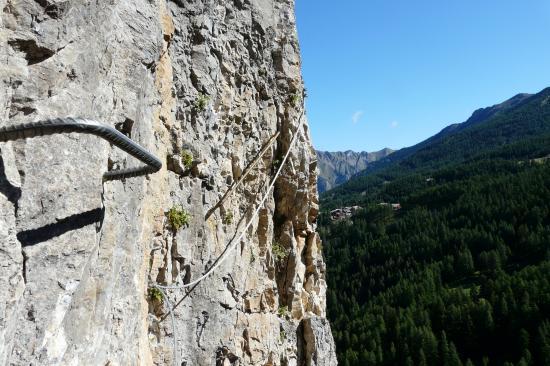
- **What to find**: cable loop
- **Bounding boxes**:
[0,117,162,180]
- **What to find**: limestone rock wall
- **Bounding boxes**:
[0,0,336,365]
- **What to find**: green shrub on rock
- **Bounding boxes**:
[168,206,191,231]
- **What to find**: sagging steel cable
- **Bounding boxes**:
[156,108,306,292]
[152,109,306,366]
[204,131,280,220]
[0,117,162,180]
[156,286,178,366]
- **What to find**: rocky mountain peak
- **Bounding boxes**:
[316,148,394,193]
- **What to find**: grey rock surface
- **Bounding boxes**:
[303,317,338,366]
[0,0,336,365]
[316,149,393,193]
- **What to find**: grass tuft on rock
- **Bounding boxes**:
[181,149,193,170]
[272,241,288,262]
[168,206,191,231]
[148,287,163,304]
[195,93,210,111]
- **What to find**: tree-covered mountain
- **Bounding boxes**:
[320,88,550,366]
[316,148,393,192]
[323,87,550,208]
[316,92,531,194]
[345,92,534,181]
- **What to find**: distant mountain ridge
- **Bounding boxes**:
[436,92,533,136]
[323,87,550,205]
[316,148,393,192]
[316,93,535,194]
[356,92,535,177]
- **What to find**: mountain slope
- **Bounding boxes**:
[323,159,550,366]
[319,88,550,365]
[353,92,535,178]
[324,87,550,206]
[316,148,393,192]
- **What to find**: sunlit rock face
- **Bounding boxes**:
[0,0,336,364]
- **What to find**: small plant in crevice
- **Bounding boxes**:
[250,251,256,264]
[272,241,288,262]
[167,206,191,231]
[181,149,193,170]
[272,157,283,173]
[279,329,287,343]
[195,93,210,111]
[223,212,233,225]
[289,93,301,107]
[277,305,289,318]
[148,287,163,304]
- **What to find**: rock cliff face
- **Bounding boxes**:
[316,149,393,193]
[0,0,336,365]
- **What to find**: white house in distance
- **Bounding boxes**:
[330,206,362,221]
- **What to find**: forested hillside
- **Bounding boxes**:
[320,89,550,366]
[341,92,537,182]
[323,88,550,209]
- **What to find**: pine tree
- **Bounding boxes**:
[447,342,463,366]
[440,331,450,364]
[457,247,474,276]
[419,349,428,366]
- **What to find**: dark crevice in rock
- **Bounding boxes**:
[168,0,185,8]
[242,329,252,357]
[179,263,191,286]
[66,68,77,80]
[189,69,200,91]
[191,28,206,45]
[115,118,134,138]
[21,250,28,284]
[18,106,37,116]
[196,310,209,348]
[8,39,55,65]
[296,320,306,365]
[26,304,35,321]
[219,302,232,310]
[0,152,21,216]
[9,94,36,118]
[17,207,105,246]
[143,59,156,71]
[3,3,14,14]
[170,238,184,281]
[107,157,115,172]
[215,346,239,366]
[33,0,68,19]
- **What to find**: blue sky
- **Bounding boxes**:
[295,0,550,152]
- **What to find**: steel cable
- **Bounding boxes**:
[0,117,162,180]
[156,109,305,291]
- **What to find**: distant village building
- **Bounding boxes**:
[330,206,362,221]
[379,202,401,211]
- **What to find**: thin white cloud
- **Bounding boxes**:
[390,121,399,128]
[352,110,364,124]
